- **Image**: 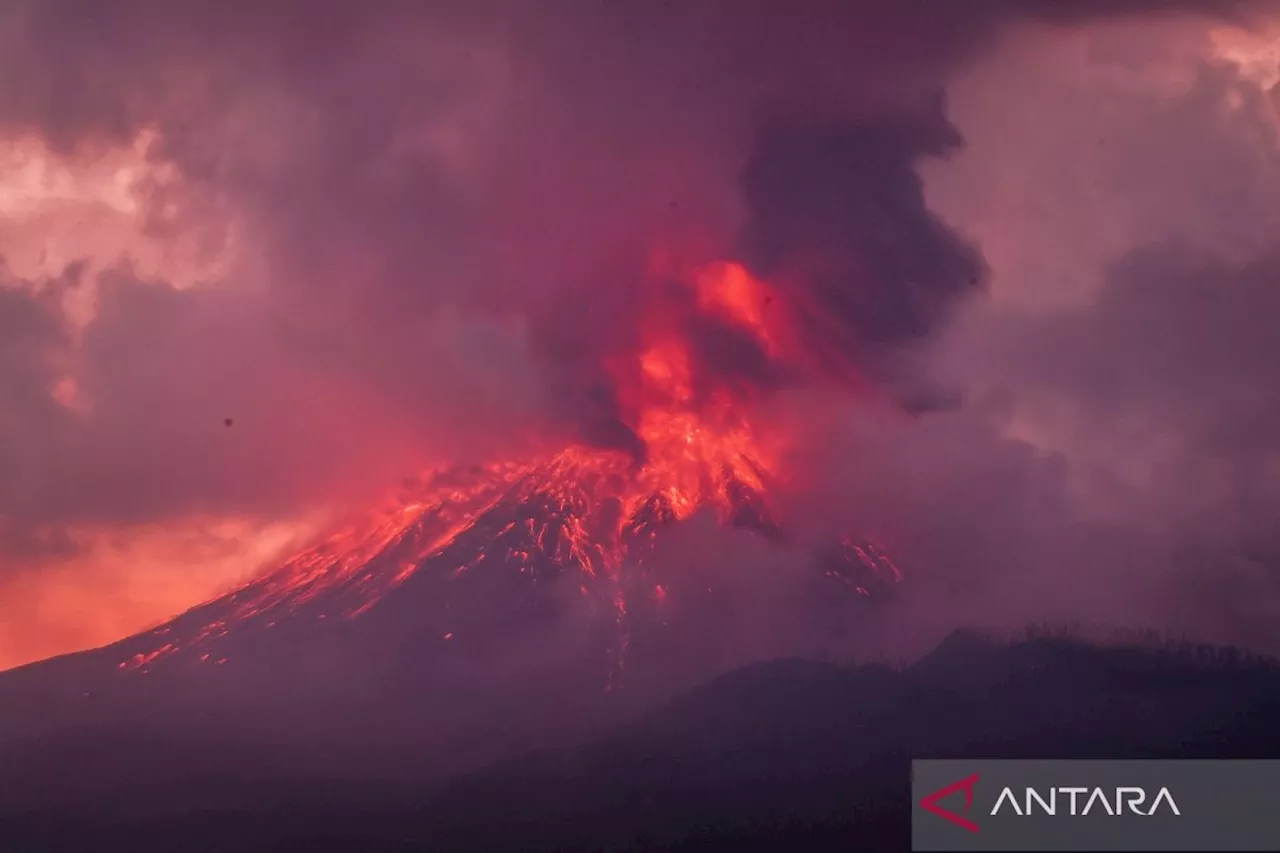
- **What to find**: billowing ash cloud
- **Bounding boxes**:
[737,101,986,393]
[534,97,989,456]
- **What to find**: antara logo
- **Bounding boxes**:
[920,773,982,833]
[991,786,1181,816]
[920,775,1182,832]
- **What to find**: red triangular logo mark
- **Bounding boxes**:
[920,772,981,833]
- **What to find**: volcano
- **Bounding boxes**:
[101,443,902,684]
[0,260,905,810]
[48,257,904,689]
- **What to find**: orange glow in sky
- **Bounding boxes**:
[0,517,315,671]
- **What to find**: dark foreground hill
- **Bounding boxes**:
[4,629,1280,852]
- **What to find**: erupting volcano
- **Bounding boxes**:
[103,258,903,687]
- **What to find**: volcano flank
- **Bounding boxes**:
[107,444,901,682]
[0,442,902,816]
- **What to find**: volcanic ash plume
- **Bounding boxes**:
[93,100,989,690]
[108,257,907,687]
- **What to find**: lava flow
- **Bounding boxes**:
[114,259,902,678]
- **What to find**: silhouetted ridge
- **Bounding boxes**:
[415,634,1280,852]
[5,632,1280,852]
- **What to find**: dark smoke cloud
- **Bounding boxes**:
[737,102,987,395]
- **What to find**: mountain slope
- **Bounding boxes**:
[419,632,1280,851]
[5,632,1280,852]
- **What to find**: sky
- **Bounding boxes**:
[3,0,1280,670]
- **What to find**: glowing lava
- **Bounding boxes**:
[113,260,901,677]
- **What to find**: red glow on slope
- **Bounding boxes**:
[112,255,900,675]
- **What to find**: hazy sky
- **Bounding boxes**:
[2,0,1280,669]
